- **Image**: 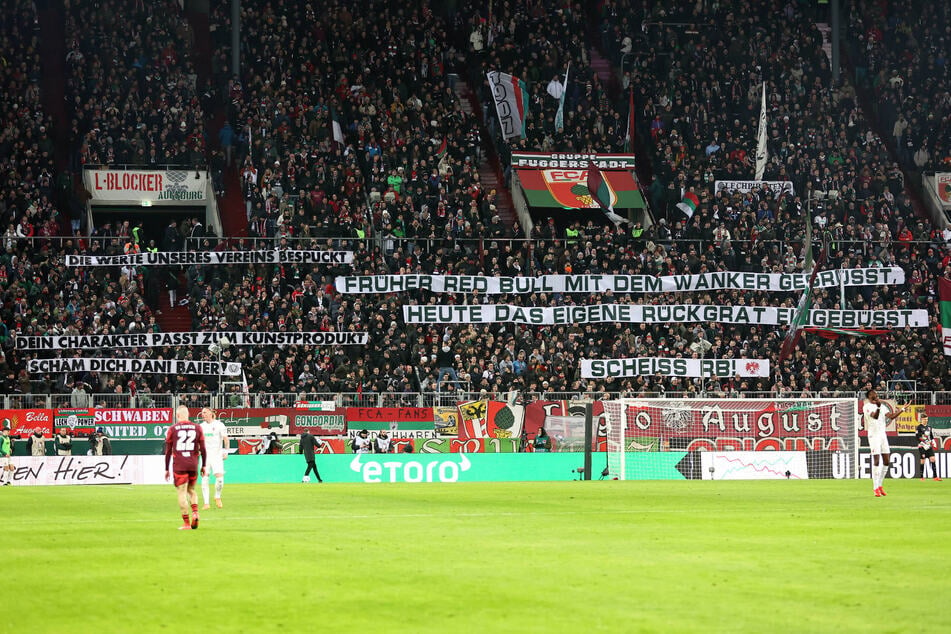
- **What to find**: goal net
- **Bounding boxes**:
[600,398,858,481]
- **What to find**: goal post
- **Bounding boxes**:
[600,398,859,481]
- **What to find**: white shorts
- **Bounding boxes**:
[205,456,225,476]
[868,434,890,456]
[1,455,12,468]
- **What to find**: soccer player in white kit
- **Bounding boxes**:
[199,408,230,509]
[862,389,908,497]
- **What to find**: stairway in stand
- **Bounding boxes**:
[588,48,619,100]
[453,77,517,229]
[154,272,192,333]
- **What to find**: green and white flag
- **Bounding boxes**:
[940,277,951,356]
[754,81,768,180]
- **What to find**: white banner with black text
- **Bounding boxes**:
[16,331,368,350]
[580,358,770,379]
[29,358,242,376]
[66,250,353,267]
[402,304,928,327]
[337,268,903,294]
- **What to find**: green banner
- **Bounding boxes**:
[223,452,687,483]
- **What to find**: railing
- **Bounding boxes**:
[82,163,200,171]
[5,391,950,410]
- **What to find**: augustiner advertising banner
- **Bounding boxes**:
[403,304,929,327]
[581,358,770,379]
[336,268,903,294]
[65,250,353,267]
[17,331,367,350]
[84,169,208,204]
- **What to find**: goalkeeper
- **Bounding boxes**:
[915,412,942,481]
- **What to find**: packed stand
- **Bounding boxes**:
[0,3,61,249]
[845,1,950,173]
[215,0,502,248]
[63,0,206,170]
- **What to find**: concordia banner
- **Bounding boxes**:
[29,358,241,376]
[84,169,208,204]
[403,304,928,328]
[714,180,795,196]
[580,358,770,379]
[337,268,903,294]
[65,250,353,267]
[16,331,368,350]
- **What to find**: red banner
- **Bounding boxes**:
[0,409,54,438]
[346,407,433,423]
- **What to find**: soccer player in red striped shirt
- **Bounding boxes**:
[165,405,208,530]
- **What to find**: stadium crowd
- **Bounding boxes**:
[0,0,949,408]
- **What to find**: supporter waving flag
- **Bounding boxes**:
[554,63,569,132]
[754,82,768,180]
[331,106,345,146]
[940,276,951,356]
[779,224,827,363]
[624,88,635,152]
[586,161,628,226]
[486,70,528,141]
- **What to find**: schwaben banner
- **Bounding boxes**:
[28,358,242,376]
[84,169,208,204]
[336,268,904,294]
[580,358,770,379]
[402,304,928,327]
[16,331,368,350]
[65,250,353,267]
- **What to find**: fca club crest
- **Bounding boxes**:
[543,169,617,209]
[662,404,691,432]
[165,170,188,196]
[745,361,760,375]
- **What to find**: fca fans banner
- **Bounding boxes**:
[403,304,928,328]
[65,250,353,267]
[29,358,241,376]
[581,358,770,379]
[714,180,795,196]
[338,268,902,294]
[7,456,166,486]
[511,152,636,169]
[17,331,367,350]
[84,169,208,203]
[51,409,174,439]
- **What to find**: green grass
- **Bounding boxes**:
[6,480,951,633]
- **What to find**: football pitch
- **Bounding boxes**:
[7,480,951,633]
